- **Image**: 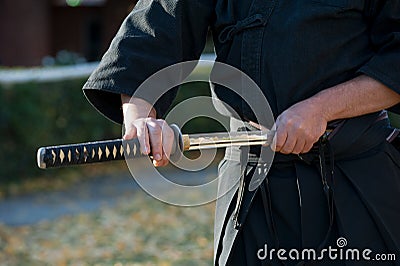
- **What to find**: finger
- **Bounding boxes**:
[270,124,278,150]
[135,120,150,155]
[301,141,315,154]
[123,123,137,140]
[146,120,163,161]
[153,122,174,167]
[280,135,296,154]
[263,130,276,147]
[160,121,174,158]
[272,126,287,152]
[292,139,306,155]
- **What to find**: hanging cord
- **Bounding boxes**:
[232,123,263,229]
[317,132,336,250]
[232,165,247,229]
[232,130,250,230]
[294,133,335,266]
[260,178,286,265]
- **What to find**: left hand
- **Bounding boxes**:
[121,96,174,167]
[272,99,328,154]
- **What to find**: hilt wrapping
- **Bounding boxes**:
[38,139,139,169]
[37,124,183,169]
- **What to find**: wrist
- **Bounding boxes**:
[121,95,157,119]
[303,93,332,122]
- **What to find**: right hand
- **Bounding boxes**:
[121,95,174,167]
[271,98,327,155]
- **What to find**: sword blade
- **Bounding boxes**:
[182,130,272,151]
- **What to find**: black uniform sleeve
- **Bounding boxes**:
[83,0,214,124]
[357,1,400,113]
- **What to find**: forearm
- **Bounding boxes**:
[310,75,400,122]
[273,75,400,154]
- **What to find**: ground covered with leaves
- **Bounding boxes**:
[0,189,215,266]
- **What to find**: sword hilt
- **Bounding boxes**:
[37,124,183,169]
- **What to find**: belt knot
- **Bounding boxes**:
[218,14,265,43]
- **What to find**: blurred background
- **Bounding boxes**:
[0,0,135,67]
[0,0,220,265]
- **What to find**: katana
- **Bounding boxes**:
[37,124,273,169]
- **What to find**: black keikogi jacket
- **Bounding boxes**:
[83,0,400,265]
[83,0,400,122]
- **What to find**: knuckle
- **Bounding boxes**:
[157,119,167,125]
[286,117,302,128]
[304,131,316,141]
[164,128,174,139]
[160,121,172,132]
[297,125,308,134]
[145,118,157,126]
[148,124,162,135]
[284,118,294,126]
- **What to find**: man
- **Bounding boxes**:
[83,0,400,265]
